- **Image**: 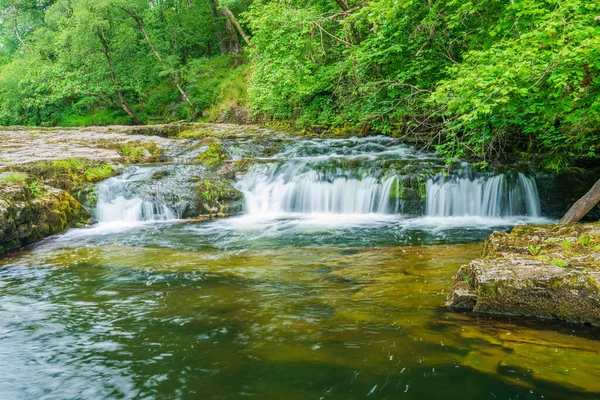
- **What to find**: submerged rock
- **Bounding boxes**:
[445,224,600,325]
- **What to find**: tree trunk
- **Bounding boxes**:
[223,13,241,54]
[121,8,195,115]
[220,7,250,45]
[560,178,600,224]
[97,31,141,124]
[208,0,228,55]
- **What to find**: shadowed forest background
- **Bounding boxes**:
[1,0,599,169]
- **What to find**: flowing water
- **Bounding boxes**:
[1,137,599,399]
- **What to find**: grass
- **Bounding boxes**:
[59,108,132,127]
[196,58,250,122]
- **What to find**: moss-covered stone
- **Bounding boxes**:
[446,223,600,325]
[388,176,428,215]
[115,142,163,163]
[0,181,90,254]
[185,177,244,217]
[195,141,229,168]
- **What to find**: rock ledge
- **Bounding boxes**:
[445,224,600,325]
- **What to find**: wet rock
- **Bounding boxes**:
[446,223,600,325]
[536,168,600,219]
[151,169,171,180]
[388,175,428,215]
[0,181,90,254]
[186,177,244,217]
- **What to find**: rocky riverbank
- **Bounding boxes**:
[0,123,282,254]
[445,224,600,325]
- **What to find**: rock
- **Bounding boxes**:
[0,182,90,254]
[186,177,244,217]
[445,223,600,325]
[536,168,600,219]
[195,141,229,168]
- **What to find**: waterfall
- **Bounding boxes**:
[236,162,399,215]
[235,137,543,219]
[96,167,178,223]
[425,172,541,218]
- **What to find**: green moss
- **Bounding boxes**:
[114,142,163,163]
[389,179,404,200]
[21,159,117,196]
[196,142,228,168]
[577,235,592,247]
[84,164,115,182]
[178,128,212,140]
[551,258,569,268]
[0,173,26,182]
[28,181,42,198]
[191,177,243,216]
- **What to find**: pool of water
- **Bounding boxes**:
[1,216,599,399]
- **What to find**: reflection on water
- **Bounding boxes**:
[0,216,599,400]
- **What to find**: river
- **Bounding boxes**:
[0,136,598,399]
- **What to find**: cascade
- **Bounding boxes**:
[236,162,400,215]
[235,137,542,219]
[425,172,541,218]
[96,167,178,223]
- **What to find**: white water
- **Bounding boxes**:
[426,172,541,218]
[93,136,543,226]
[236,164,399,215]
[236,137,542,219]
[96,167,177,223]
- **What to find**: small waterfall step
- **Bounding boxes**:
[426,172,541,218]
[96,167,179,223]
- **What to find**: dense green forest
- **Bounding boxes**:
[1,0,599,168]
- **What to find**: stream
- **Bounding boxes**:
[0,137,599,399]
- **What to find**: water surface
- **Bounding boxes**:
[0,136,597,399]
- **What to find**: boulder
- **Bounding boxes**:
[446,224,600,325]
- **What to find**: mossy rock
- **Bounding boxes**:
[0,186,90,254]
[388,176,428,215]
[446,223,600,325]
[22,159,117,193]
[184,177,243,217]
[196,142,229,168]
[116,142,163,163]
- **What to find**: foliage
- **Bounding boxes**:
[0,0,252,126]
[1,0,600,168]
[528,245,542,256]
[28,181,42,197]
